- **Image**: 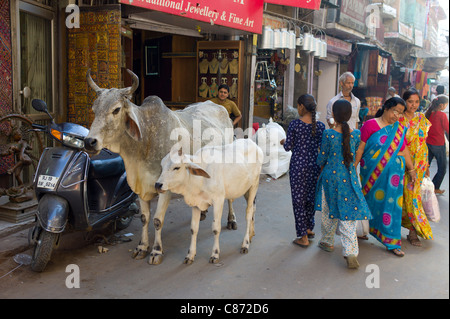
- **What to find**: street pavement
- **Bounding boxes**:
[0,160,448,300]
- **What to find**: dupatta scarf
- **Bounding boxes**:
[360,121,407,250]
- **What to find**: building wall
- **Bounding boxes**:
[0,0,14,175]
[67,6,121,128]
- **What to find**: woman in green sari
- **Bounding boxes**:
[355,97,416,257]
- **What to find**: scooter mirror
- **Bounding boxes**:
[31,99,48,112]
[31,99,53,121]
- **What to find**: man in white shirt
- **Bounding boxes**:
[326,72,361,130]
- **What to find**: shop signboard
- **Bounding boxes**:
[338,0,368,34]
[326,36,352,56]
[264,0,321,10]
[120,0,264,33]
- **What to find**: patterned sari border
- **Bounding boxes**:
[369,227,402,248]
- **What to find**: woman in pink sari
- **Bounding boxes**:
[355,97,416,257]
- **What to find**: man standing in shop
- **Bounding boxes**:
[326,72,361,130]
[210,84,242,126]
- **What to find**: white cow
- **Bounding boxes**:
[84,69,234,265]
[155,139,263,264]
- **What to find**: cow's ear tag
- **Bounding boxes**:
[125,114,142,141]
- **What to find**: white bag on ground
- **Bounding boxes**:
[253,118,291,179]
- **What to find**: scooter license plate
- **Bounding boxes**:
[37,175,59,190]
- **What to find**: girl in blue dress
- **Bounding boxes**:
[315,99,372,269]
[282,94,325,248]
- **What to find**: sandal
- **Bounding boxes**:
[292,237,309,248]
[318,242,334,252]
[307,230,315,239]
[358,235,369,240]
[407,231,422,247]
[387,248,405,257]
[344,255,360,269]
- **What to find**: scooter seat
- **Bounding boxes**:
[89,149,125,179]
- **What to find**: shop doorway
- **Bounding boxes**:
[17,2,55,118]
[13,1,56,184]
[130,29,197,109]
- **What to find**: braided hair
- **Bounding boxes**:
[297,94,318,136]
[332,99,353,169]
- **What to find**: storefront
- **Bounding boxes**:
[312,36,352,123]
[66,0,264,129]
[1,0,62,187]
[348,43,393,117]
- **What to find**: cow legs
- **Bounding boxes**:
[132,197,152,259]
[226,199,237,230]
[184,207,201,265]
[210,200,224,264]
[149,191,172,265]
[241,185,257,254]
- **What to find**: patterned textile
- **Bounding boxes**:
[315,129,372,221]
[360,121,407,250]
[399,113,433,239]
[320,191,359,257]
[0,0,14,175]
[67,7,121,128]
[283,119,325,238]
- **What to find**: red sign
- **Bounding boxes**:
[120,0,264,33]
[264,0,321,10]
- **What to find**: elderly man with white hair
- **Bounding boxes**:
[386,86,400,100]
[326,72,361,130]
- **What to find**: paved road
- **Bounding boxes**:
[0,161,448,300]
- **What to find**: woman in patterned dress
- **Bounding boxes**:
[315,100,372,269]
[355,97,417,257]
[399,88,433,246]
[281,94,325,248]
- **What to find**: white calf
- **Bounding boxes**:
[155,139,263,264]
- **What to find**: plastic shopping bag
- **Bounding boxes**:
[421,177,441,222]
[356,220,370,237]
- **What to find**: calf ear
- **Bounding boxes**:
[124,102,142,141]
[187,163,210,178]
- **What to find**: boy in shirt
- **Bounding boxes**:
[210,84,242,126]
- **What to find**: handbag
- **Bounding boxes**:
[421,177,441,222]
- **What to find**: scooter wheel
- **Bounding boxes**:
[31,230,59,272]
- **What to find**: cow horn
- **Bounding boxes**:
[86,69,102,93]
[123,69,139,95]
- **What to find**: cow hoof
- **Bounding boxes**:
[149,253,163,265]
[183,258,194,265]
[227,221,238,230]
[132,248,148,260]
[209,256,220,264]
[240,247,249,254]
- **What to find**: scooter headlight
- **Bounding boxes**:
[62,133,85,149]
